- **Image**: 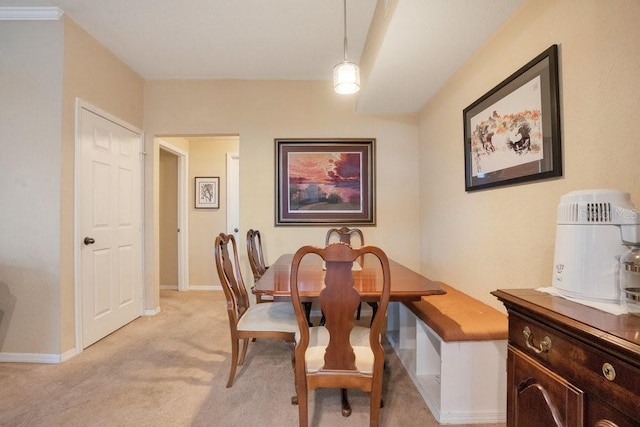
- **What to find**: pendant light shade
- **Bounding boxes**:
[334,0,360,94]
[333,61,360,94]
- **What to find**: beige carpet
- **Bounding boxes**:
[0,290,505,427]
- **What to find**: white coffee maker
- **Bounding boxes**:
[552,189,640,303]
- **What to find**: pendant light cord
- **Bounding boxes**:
[333,0,359,94]
[343,0,349,61]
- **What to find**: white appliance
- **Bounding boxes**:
[552,189,640,303]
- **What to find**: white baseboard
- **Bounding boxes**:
[160,285,221,291]
[188,285,221,291]
[60,347,78,362]
[0,346,79,364]
[144,306,161,316]
[0,352,61,364]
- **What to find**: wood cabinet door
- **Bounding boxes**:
[508,346,584,427]
[587,397,638,427]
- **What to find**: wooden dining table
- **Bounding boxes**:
[252,252,446,417]
[252,252,446,301]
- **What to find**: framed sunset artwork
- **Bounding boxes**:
[275,139,376,225]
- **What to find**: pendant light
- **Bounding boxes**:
[333,0,360,94]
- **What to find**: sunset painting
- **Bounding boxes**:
[287,151,362,213]
[276,139,375,225]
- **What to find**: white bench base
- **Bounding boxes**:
[387,302,507,424]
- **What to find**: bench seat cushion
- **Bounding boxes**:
[404,283,507,342]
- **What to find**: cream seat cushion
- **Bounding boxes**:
[237,301,298,333]
[296,326,375,374]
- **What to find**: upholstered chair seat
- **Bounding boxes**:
[238,301,298,333]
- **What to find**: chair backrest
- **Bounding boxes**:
[246,229,267,281]
[325,226,364,247]
[214,233,250,325]
[290,242,391,372]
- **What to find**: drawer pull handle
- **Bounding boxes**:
[523,326,552,354]
[602,363,616,381]
[595,420,619,427]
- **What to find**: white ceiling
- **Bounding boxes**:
[1,0,524,113]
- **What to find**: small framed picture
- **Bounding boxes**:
[195,177,219,209]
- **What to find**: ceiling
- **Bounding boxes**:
[1,0,524,113]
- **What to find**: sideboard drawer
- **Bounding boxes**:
[508,311,640,421]
[509,311,570,367]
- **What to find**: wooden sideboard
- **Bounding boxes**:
[492,289,640,427]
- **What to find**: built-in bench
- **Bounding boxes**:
[386,282,508,425]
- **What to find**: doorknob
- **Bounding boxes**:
[234,228,239,233]
[84,237,95,245]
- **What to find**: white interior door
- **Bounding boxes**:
[227,152,240,238]
[78,105,143,348]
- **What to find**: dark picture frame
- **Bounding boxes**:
[463,44,562,192]
[275,138,376,226]
[195,176,219,209]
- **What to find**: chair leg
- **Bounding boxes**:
[226,338,239,388]
[370,380,383,427]
[291,370,309,427]
[291,352,298,405]
[238,338,249,365]
[368,302,379,327]
[341,388,352,417]
[369,302,378,318]
[298,390,309,427]
[356,302,362,320]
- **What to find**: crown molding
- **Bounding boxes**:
[0,7,64,20]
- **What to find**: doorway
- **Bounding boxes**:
[158,140,189,291]
[157,136,239,291]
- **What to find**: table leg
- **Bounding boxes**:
[341,388,351,417]
[303,301,313,326]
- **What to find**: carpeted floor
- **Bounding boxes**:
[0,290,505,426]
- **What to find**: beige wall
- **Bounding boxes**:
[0,16,143,356]
[0,19,64,355]
[144,79,420,302]
[418,0,640,310]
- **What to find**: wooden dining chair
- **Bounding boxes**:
[246,229,313,324]
[324,226,375,321]
[289,242,391,427]
[246,229,270,304]
[214,233,298,388]
[325,226,365,247]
